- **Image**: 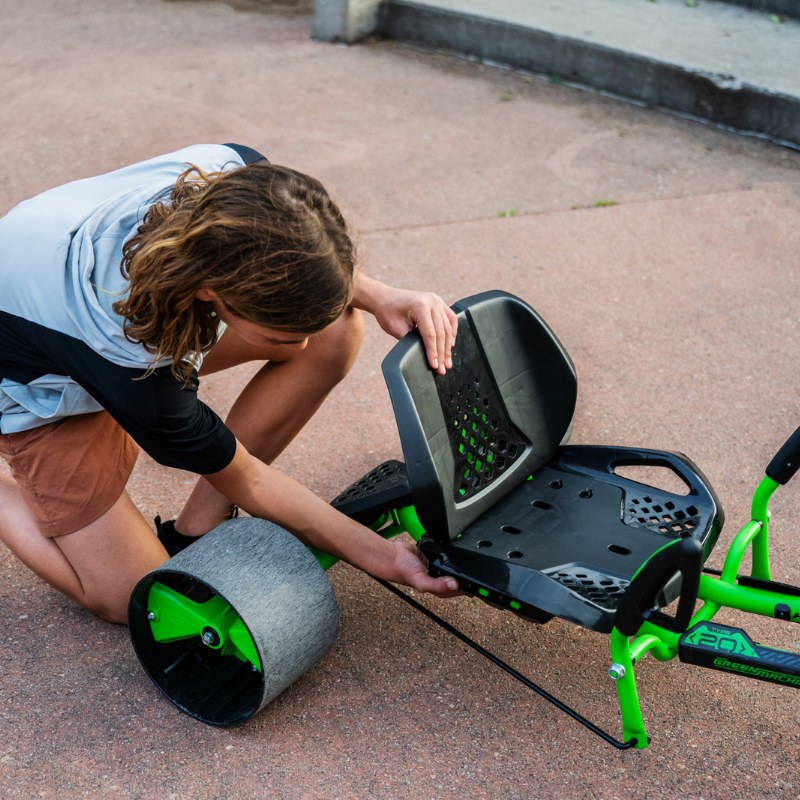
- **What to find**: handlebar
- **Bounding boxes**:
[766,424,800,486]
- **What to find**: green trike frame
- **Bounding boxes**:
[328,470,799,750]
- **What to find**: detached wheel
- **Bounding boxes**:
[128,518,339,726]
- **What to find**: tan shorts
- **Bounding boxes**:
[0,411,139,537]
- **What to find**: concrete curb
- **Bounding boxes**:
[378,1,800,148]
[715,0,798,18]
[314,0,800,148]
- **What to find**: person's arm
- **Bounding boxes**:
[351,273,458,375]
[204,440,460,597]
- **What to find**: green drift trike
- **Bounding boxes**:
[129,290,800,750]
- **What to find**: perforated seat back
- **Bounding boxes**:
[382,290,577,541]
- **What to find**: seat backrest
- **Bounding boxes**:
[382,290,577,541]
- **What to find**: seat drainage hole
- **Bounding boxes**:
[549,480,563,489]
[508,551,524,559]
[579,489,593,499]
[608,544,631,556]
[532,501,551,510]
[501,525,521,535]
[477,540,493,548]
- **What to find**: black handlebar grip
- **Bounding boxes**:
[766,424,800,486]
[614,538,702,637]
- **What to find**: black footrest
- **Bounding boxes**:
[331,460,411,525]
[679,621,800,688]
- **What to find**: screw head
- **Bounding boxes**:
[146,611,156,621]
[609,663,626,681]
[200,626,222,647]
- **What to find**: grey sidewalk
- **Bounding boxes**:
[319,0,800,147]
[1,1,800,798]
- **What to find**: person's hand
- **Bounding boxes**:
[374,288,458,375]
[380,538,460,598]
[355,279,459,375]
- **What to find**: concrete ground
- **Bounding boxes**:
[1,1,800,798]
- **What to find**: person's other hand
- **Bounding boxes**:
[372,287,458,375]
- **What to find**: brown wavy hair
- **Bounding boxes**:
[114,163,356,381]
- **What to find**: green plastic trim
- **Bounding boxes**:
[629,538,684,583]
[147,582,261,671]
[751,476,779,580]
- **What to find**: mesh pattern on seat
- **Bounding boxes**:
[624,491,701,538]
[543,565,630,610]
[434,323,526,504]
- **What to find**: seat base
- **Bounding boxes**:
[420,445,724,633]
[331,446,723,633]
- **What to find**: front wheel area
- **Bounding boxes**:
[128,518,339,726]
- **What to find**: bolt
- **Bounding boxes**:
[202,631,215,646]
[252,664,258,672]
[609,663,626,680]
[146,611,156,621]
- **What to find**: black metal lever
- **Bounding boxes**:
[373,577,636,750]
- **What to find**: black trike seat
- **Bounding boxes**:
[333,291,724,633]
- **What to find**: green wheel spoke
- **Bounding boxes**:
[147,582,261,671]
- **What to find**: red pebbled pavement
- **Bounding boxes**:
[1,2,800,798]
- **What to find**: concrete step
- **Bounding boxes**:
[720,0,797,18]
[376,0,800,147]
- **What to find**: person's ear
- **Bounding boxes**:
[195,287,219,302]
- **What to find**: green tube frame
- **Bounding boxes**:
[611,476,782,748]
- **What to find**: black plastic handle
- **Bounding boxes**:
[766,424,800,485]
[614,538,702,637]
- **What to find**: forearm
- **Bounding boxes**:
[205,443,395,577]
[351,272,393,316]
[204,441,458,596]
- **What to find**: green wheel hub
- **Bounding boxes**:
[146,582,261,671]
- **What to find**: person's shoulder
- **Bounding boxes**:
[219,143,269,166]
[151,144,263,174]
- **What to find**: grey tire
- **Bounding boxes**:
[129,518,339,726]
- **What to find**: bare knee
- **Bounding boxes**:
[66,582,131,624]
[87,597,129,625]
[309,306,364,383]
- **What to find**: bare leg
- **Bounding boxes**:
[0,472,167,623]
[176,306,364,536]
